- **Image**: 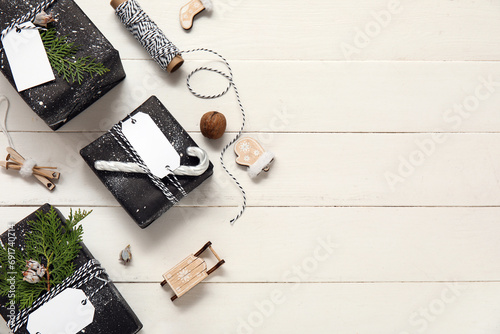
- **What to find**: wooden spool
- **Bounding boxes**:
[110,0,184,73]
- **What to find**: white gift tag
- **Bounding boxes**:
[27,288,95,334]
[2,22,55,92]
[122,112,181,178]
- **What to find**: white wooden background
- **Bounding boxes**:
[2,0,500,333]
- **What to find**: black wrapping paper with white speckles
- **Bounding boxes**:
[0,0,126,131]
[0,204,143,334]
[80,96,214,229]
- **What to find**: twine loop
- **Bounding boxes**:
[0,96,14,149]
[182,48,247,224]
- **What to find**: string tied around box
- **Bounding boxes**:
[182,48,248,225]
[7,259,109,333]
[1,0,56,38]
[109,122,189,203]
[111,0,248,223]
[0,0,56,61]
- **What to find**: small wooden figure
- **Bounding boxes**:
[160,241,225,301]
[0,147,60,190]
[234,138,275,178]
[179,0,212,30]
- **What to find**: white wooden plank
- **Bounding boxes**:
[115,282,500,334]
[1,206,500,283]
[1,1,499,333]
[1,132,500,207]
[74,0,500,61]
[2,282,496,334]
[5,61,500,133]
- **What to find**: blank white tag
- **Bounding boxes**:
[27,288,95,334]
[2,22,55,92]
[122,112,181,178]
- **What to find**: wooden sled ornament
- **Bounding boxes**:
[160,241,225,301]
[234,138,275,178]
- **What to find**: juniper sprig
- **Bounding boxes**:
[0,207,91,309]
[40,27,109,84]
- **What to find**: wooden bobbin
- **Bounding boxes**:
[110,0,126,9]
[110,0,185,73]
[166,55,184,73]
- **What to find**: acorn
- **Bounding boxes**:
[200,111,226,139]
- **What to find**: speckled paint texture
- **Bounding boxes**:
[0,0,126,130]
[80,96,214,229]
[0,204,143,334]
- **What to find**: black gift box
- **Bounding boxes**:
[0,0,126,130]
[80,96,214,228]
[0,204,143,334]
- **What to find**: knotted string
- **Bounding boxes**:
[7,259,108,333]
[0,0,55,66]
[110,122,187,203]
[0,0,56,39]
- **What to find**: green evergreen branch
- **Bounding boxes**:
[0,207,91,309]
[40,28,109,84]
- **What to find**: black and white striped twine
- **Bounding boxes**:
[113,0,248,224]
[0,0,55,65]
[3,0,247,224]
[183,48,247,224]
[110,122,187,203]
[1,0,56,39]
[8,259,108,333]
[115,0,181,71]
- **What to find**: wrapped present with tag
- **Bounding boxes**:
[0,0,126,130]
[80,96,214,228]
[0,204,143,334]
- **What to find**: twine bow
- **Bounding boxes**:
[0,147,60,191]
